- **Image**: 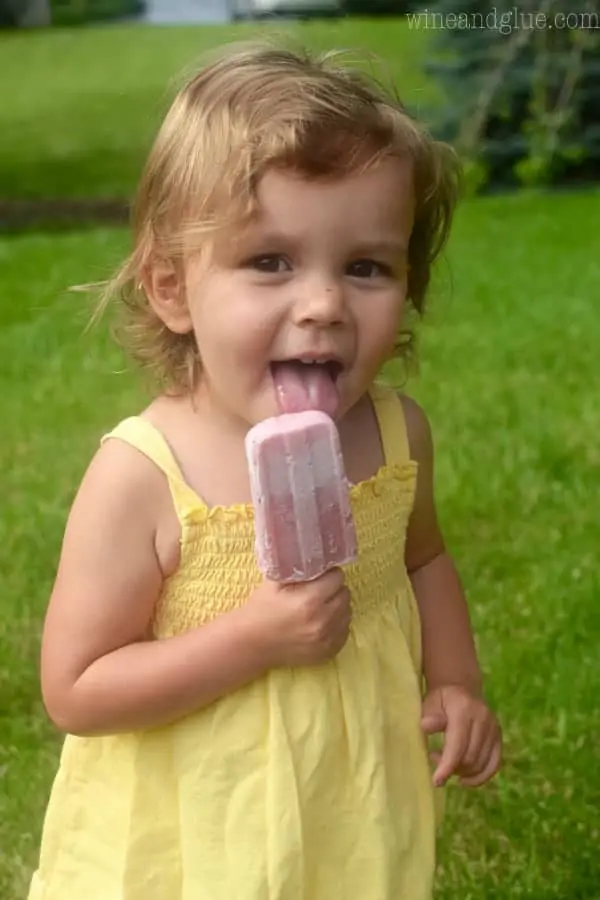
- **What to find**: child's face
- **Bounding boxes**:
[184,156,414,427]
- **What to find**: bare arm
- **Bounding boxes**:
[41,440,270,737]
[402,396,483,697]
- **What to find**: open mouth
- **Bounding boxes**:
[274,359,343,381]
[270,358,344,418]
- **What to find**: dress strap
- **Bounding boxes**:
[369,382,411,467]
[101,416,202,513]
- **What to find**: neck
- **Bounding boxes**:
[189,380,253,443]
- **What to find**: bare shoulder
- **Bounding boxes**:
[54,438,167,598]
[397,393,434,462]
[63,438,157,550]
[75,429,181,568]
[81,433,166,517]
[41,436,172,725]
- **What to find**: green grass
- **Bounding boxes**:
[2,189,599,898]
[0,19,433,201]
[1,13,599,899]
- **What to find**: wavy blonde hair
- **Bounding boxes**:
[99,39,460,392]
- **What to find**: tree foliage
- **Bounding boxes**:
[0,0,50,26]
[342,0,415,13]
[426,0,600,188]
[50,0,143,25]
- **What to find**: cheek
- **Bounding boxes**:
[234,318,278,367]
[359,293,405,351]
[192,291,278,369]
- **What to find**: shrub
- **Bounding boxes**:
[50,0,143,25]
[342,1,415,13]
[0,0,50,25]
[426,0,600,189]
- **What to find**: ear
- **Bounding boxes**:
[141,257,192,335]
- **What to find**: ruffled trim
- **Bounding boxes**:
[177,460,418,530]
[152,461,418,632]
[350,460,417,502]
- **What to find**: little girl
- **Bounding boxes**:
[29,41,502,900]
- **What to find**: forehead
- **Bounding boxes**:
[249,157,415,239]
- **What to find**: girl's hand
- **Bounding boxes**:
[244,568,352,669]
[421,685,502,788]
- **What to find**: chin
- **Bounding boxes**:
[334,379,362,420]
[253,396,281,425]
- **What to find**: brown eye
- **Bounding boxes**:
[348,259,392,279]
[248,255,290,273]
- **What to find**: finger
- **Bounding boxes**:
[330,617,351,654]
[336,585,351,608]
[325,587,350,615]
[331,596,352,630]
[460,716,502,777]
[328,589,351,622]
[433,717,472,787]
[319,567,345,596]
[460,740,502,787]
[421,713,447,735]
[336,606,352,639]
[459,732,495,779]
[460,717,489,771]
[428,750,442,769]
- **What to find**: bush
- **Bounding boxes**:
[50,0,144,25]
[426,0,600,189]
[342,0,415,12]
[0,0,142,25]
[0,0,14,26]
[0,0,51,25]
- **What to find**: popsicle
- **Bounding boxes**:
[245,410,357,583]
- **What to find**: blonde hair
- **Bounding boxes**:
[100,39,460,392]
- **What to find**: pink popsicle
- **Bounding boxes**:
[245,410,358,583]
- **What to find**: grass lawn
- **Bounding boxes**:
[0,18,433,201]
[2,12,599,900]
[2,188,600,898]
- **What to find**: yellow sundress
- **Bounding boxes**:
[28,383,439,900]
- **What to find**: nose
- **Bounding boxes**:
[292,274,346,328]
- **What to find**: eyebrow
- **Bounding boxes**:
[235,229,294,248]
[235,231,408,257]
[352,240,409,257]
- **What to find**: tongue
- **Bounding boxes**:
[272,362,340,419]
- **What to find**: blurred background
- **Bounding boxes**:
[1,2,599,898]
